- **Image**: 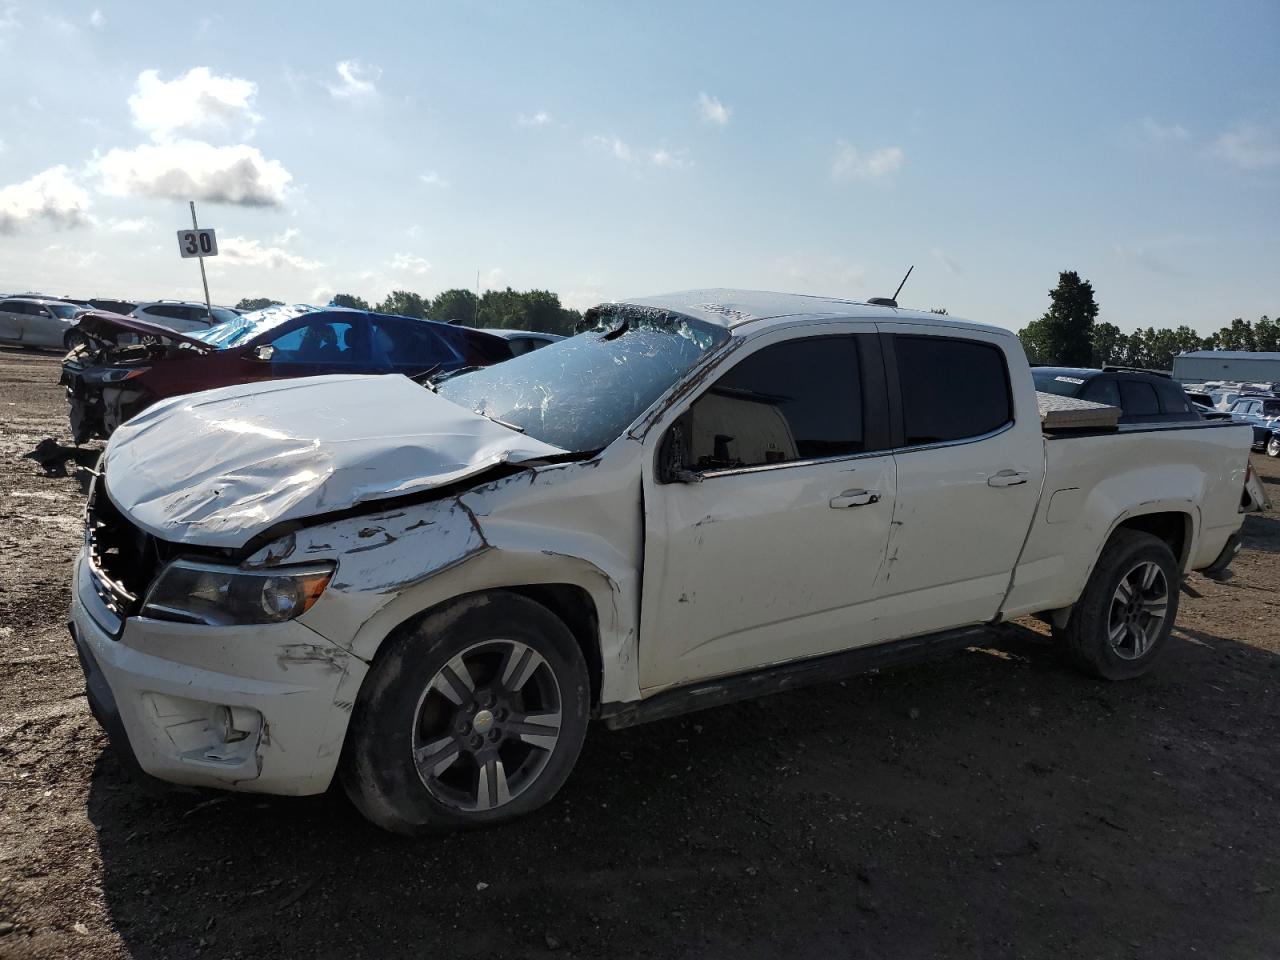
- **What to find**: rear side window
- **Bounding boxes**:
[1119,380,1160,416]
[369,316,461,370]
[895,336,1012,445]
[1154,380,1193,414]
[684,336,864,470]
[1081,377,1121,407]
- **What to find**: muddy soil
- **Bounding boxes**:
[0,347,1277,959]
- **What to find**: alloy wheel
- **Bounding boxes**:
[1106,561,1169,661]
[411,639,563,812]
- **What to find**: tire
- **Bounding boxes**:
[1056,529,1179,681]
[64,330,87,353]
[1267,436,1280,458]
[340,591,590,834]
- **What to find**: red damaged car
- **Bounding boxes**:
[62,304,514,442]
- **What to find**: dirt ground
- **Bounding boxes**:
[0,346,1276,960]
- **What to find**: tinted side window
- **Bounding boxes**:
[1119,380,1160,416]
[369,316,460,370]
[1264,402,1280,417]
[684,337,863,470]
[270,317,362,365]
[895,336,1012,444]
[1154,380,1193,414]
[1080,377,1121,407]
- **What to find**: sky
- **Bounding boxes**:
[0,0,1276,335]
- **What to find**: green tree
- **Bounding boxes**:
[1090,321,1124,366]
[235,297,283,311]
[1016,316,1053,365]
[331,293,371,310]
[1018,270,1099,366]
[1253,315,1278,352]
[375,290,430,318]
[431,289,479,325]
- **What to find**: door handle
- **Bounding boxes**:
[988,469,1030,488]
[830,489,880,508]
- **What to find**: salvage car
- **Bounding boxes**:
[69,290,1256,833]
[62,304,513,441]
[131,299,240,333]
[1031,366,1201,424]
[0,296,85,351]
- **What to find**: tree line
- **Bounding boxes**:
[235,288,584,336]
[1016,271,1277,370]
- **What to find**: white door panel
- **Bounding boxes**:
[0,307,20,343]
[640,455,897,690]
[876,321,1045,634]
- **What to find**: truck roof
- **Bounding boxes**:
[615,288,1007,337]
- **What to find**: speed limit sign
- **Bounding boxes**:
[176,228,218,258]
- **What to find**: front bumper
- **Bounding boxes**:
[70,550,367,795]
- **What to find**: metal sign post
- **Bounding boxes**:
[186,201,214,321]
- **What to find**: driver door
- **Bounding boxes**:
[638,327,897,692]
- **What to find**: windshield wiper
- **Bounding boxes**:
[477,410,525,433]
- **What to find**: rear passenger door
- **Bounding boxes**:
[0,301,21,342]
[876,325,1046,638]
[367,315,461,375]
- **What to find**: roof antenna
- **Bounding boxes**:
[868,265,913,308]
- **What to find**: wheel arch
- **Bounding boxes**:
[355,584,605,711]
[1109,509,1195,570]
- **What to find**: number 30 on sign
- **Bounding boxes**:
[176,228,218,258]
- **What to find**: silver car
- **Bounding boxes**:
[0,297,84,351]
[130,300,240,334]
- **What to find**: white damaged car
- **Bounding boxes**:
[71,290,1256,832]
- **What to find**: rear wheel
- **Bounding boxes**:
[1267,436,1280,458]
[341,592,590,833]
[1057,530,1179,680]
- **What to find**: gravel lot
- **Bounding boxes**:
[1,346,1277,959]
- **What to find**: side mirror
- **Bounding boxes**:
[252,345,274,361]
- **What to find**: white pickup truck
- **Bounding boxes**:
[70,290,1258,833]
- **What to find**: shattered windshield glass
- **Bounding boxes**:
[191,304,315,349]
[437,307,729,453]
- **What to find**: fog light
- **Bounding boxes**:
[214,705,258,744]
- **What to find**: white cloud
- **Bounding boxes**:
[129,67,259,142]
[329,60,380,99]
[831,142,904,181]
[1210,122,1280,171]
[390,253,431,275]
[104,216,154,234]
[518,110,551,127]
[88,8,104,28]
[589,135,633,162]
[419,170,448,187]
[1137,117,1189,142]
[650,147,690,169]
[697,92,731,126]
[0,165,91,234]
[44,243,100,270]
[95,140,292,207]
[219,236,320,271]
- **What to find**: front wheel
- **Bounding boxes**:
[1056,529,1179,680]
[341,592,590,833]
[64,330,88,353]
[1267,436,1280,458]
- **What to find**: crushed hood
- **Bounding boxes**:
[75,311,213,351]
[102,374,568,548]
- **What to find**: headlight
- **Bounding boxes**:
[142,560,334,626]
[94,367,150,384]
